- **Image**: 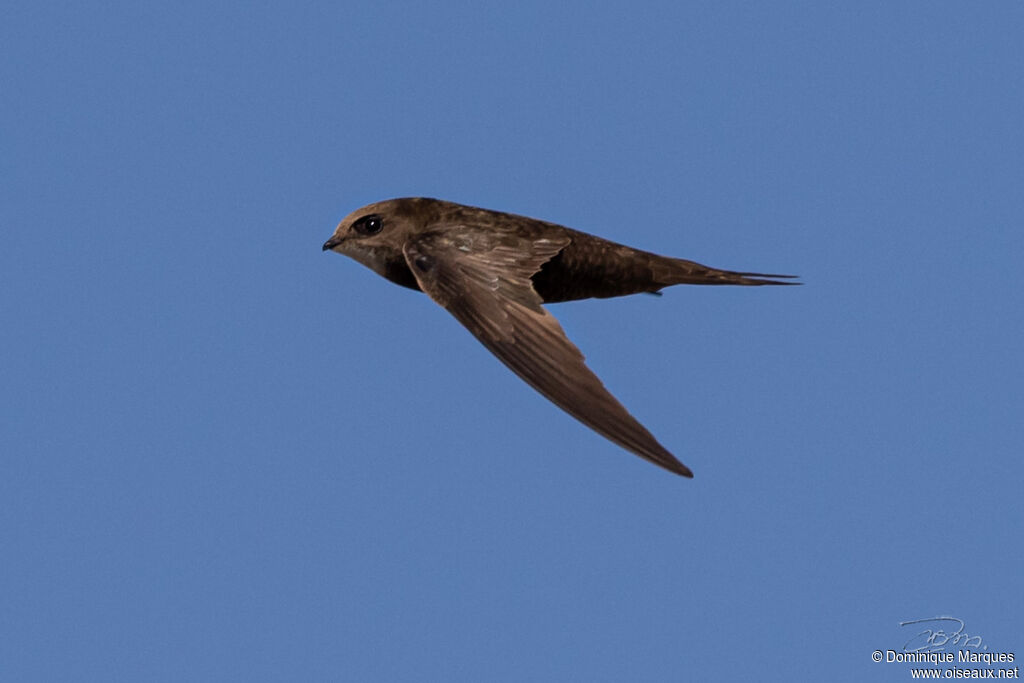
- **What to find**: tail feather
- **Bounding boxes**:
[722,271,801,286]
[654,257,800,287]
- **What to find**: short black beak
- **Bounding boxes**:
[322,236,342,251]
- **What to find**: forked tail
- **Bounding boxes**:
[658,257,800,287]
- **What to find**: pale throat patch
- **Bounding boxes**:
[343,244,392,277]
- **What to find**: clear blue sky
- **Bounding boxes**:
[3,2,1021,681]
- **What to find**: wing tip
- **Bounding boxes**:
[669,462,694,478]
[644,450,694,478]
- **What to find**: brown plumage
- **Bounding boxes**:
[322,197,797,477]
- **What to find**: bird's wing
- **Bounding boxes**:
[402,227,692,477]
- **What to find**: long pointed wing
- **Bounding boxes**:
[402,227,692,477]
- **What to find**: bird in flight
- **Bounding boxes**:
[323,197,797,477]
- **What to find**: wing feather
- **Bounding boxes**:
[403,228,692,477]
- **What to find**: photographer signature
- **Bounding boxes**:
[900,616,985,652]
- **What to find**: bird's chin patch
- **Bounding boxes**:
[342,244,391,278]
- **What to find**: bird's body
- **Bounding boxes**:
[323,197,796,477]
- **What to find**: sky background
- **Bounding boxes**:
[3,2,1022,681]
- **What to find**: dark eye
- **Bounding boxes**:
[353,214,383,235]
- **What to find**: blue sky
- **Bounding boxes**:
[3,2,1022,681]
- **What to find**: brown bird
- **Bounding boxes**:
[323,197,797,477]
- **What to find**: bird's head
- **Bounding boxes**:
[322,198,437,278]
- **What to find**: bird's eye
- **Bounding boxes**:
[353,214,383,235]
